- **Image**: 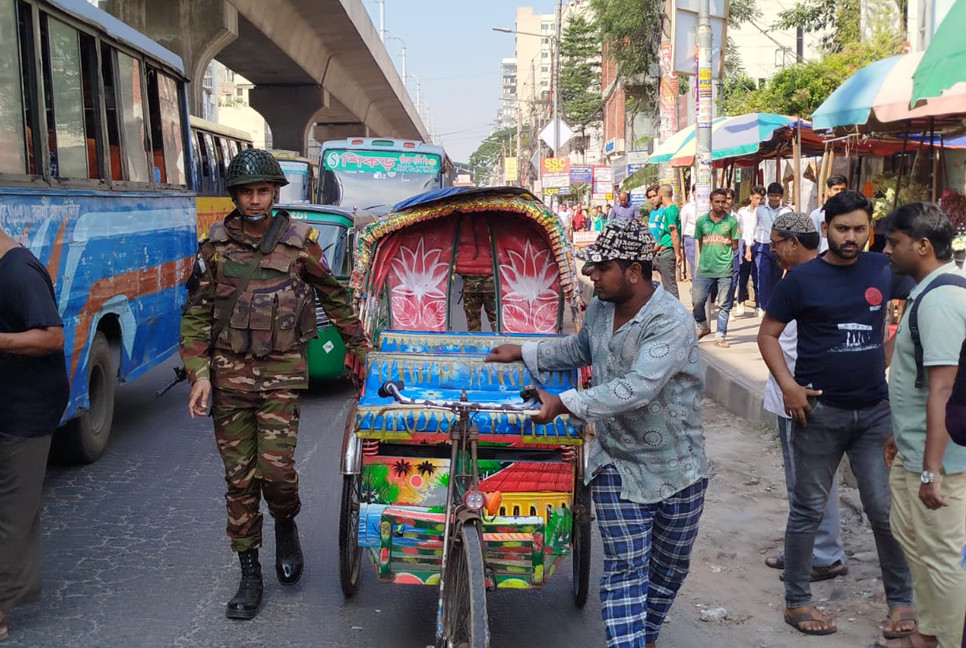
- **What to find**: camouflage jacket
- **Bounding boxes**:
[179,210,370,392]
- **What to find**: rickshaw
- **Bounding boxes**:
[338,187,592,648]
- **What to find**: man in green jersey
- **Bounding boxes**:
[692,188,740,347]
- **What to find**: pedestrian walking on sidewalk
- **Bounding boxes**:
[653,184,682,299]
[732,185,764,316]
[759,212,847,584]
[882,202,966,648]
[680,185,697,281]
[608,191,638,225]
[752,182,792,316]
[692,188,740,347]
[757,190,915,638]
[0,227,69,643]
[180,149,371,620]
[486,219,707,648]
[808,174,848,254]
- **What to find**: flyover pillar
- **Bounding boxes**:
[101,0,238,115]
[249,85,330,155]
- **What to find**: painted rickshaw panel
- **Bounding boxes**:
[345,187,585,590]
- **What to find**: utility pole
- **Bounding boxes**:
[385,35,406,80]
[517,107,523,186]
[376,0,385,41]
[694,0,713,218]
[658,0,680,196]
[552,0,562,157]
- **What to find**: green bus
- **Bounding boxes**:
[277,204,375,380]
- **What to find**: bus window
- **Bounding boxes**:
[146,69,185,186]
[40,15,89,178]
[0,0,28,174]
[189,129,202,191]
[115,51,150,182]
[101,48,123,180]
[212,135,227,186]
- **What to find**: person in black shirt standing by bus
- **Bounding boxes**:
[0,226,69,643]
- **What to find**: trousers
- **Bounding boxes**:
[212,388,301,552]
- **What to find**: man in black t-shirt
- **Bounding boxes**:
[0,227,69,643]
[757,191,915,639]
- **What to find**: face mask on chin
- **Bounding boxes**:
[242,212,268,222]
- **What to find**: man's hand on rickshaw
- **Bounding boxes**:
[485,344,523,363]
[525,385,569,425]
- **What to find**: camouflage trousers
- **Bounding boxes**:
[212,388,302,552]
[461,274,497,332]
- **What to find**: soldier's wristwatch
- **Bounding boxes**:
[920,470,940,484]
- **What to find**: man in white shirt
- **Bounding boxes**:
[732,185,764,316]
[752,182,792,316]
[808,174,847,254]
[679,185,697,281]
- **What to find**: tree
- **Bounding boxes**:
[590,0,663,114]
[468,126,518,185]
[558,13,602,127]
[774,0,860,52]
[722,31,904,117]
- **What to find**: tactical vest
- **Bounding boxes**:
[208,218,318,358]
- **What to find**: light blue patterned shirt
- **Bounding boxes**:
[521,282,708,504]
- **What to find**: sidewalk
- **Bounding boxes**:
[687,286,774,424]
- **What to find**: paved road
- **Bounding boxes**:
[5,358,608,648]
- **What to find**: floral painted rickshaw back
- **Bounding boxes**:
[350,186,582,337]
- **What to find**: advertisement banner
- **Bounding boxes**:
[592,165,613,202]
[323,149,440,174]
[570,165,593,184]
[572,231,600,248]
[540,157,571,190]
[504,157,518,183]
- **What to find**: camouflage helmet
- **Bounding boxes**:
[225,148,289,188]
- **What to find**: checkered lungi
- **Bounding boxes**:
[592,464,708,648]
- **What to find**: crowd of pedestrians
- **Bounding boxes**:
[567,182,966,646]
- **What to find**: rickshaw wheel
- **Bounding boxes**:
[440,522,489,648]
[572,480,593,608]
[339,473,363,597]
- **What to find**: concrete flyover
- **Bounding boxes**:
[101,0,427,153]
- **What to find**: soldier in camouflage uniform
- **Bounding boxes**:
[461,274,497,332]
[180,148,370,620]
[455,214,497,332]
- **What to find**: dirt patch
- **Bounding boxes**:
[669,397,899,647]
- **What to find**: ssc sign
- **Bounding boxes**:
[541,157,570,174]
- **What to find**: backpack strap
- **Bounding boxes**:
[909,272,966,388]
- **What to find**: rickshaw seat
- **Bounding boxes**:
[355,332,583,442]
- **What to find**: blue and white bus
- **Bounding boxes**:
[316,138,453,215]
[0,0,195,461]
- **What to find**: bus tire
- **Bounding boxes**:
[54,332,115,464]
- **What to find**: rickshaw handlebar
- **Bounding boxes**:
[377,380,542,417]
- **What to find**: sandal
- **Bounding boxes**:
[714,339,730,348]
[697,328,712,340]
[882,606,917,639]
[764,554,783,570]
[784,605,837,636]
[870,631,937,648]
[780,559,849,582]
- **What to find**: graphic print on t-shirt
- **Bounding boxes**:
[831,322,875,352]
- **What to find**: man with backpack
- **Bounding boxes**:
[882,202,966,648]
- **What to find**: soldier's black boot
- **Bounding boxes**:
[275,518,304,585]
[226,549,263,619]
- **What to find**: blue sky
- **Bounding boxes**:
[361,1,557,163]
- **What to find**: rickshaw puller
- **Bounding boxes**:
[180,149,370,620]
[487,220,708,648]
